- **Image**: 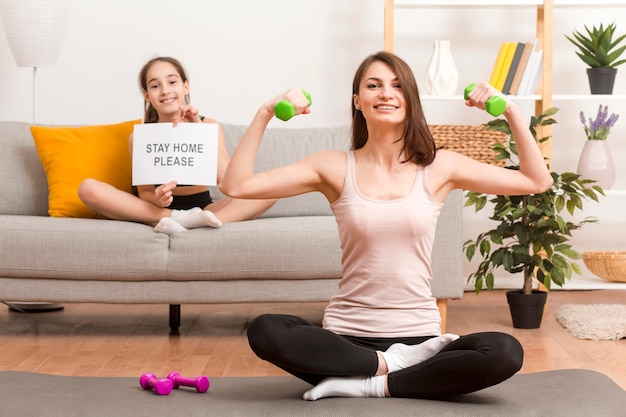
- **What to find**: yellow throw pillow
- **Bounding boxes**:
[31,119,142,218]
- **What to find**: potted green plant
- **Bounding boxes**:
[565,22,626,94]
[463,107,605,328]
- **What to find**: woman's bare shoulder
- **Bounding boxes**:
[316,149,347,158]
[308,149,347,166]
[431,148,465,169]
[427,149,477,197]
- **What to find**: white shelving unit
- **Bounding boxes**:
[385,0,626,289]
[392,1,626,7]
[384,0,555,152]
[553,95,626,101]
[384,0,626,177]
[384,0,626,127]
[605,189,626,196]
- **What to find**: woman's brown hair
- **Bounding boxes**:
[351,51,436,165]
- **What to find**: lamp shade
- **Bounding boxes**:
[0,0,70,67]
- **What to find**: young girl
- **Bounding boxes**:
[220,51,553,400]
[78,57,274,234]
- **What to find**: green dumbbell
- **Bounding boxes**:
[464,83,506,117]
[274,90,312,121]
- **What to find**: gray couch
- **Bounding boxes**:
[0,121,464,333]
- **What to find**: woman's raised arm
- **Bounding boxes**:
[220,88,319,201]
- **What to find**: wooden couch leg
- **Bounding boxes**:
[436,298,448,333]
[169,304,181,334]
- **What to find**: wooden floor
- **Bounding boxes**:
[0,289,624,390]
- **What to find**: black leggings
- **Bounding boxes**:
[247,313,524,399]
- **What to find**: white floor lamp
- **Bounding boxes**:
[0,0,70,123]
[0,0,70,311]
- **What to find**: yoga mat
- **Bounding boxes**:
[0,369,624,417]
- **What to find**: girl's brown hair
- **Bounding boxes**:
[351,51,436,165]
[138,56,190,123]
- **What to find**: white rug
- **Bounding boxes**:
[556,304,626,341]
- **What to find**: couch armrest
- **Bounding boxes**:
[431,189,464,300]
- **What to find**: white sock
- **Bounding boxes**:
[154,217,188,235]
[380,333,460,373]
[171,207,222,229]
[303,375,386,401]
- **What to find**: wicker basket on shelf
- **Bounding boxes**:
[582,251,626,282]
[429,124,507,166]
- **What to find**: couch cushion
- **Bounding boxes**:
[0,215,168,280]
[166,216,343,281]
[217,124,351,218]
[0,122,49,216]
[30,120,141,218]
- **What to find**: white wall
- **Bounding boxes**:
[1,1,625,286]
[0,0,386,128]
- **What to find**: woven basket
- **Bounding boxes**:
[582,251,626,282]
[430,124,507,166]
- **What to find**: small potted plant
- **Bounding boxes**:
[565,22,626,94]
[464,107,605,328]
[577,104,619,189]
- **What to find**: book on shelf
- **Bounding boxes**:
[517,39,542,95]
[502,42,525,95]
[508,41,533,95]
[494,42,516,92]
[488,42,509,87]
[524,50,544,95]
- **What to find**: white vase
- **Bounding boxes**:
[424,40,459,96]
[577,140,616,189]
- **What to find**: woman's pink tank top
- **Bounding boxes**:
[324,151,443,337]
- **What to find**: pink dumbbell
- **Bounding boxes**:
[167,372,210,393]
[139,373,173,395]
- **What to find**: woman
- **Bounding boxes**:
[78,57,274,234]
[220,51,553,400]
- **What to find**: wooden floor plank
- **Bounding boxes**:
[0,290,624,390]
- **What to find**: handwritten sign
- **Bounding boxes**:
[132,122,218,186]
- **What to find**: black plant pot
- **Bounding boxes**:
[587,67,617,94]
[506,290,548,329]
